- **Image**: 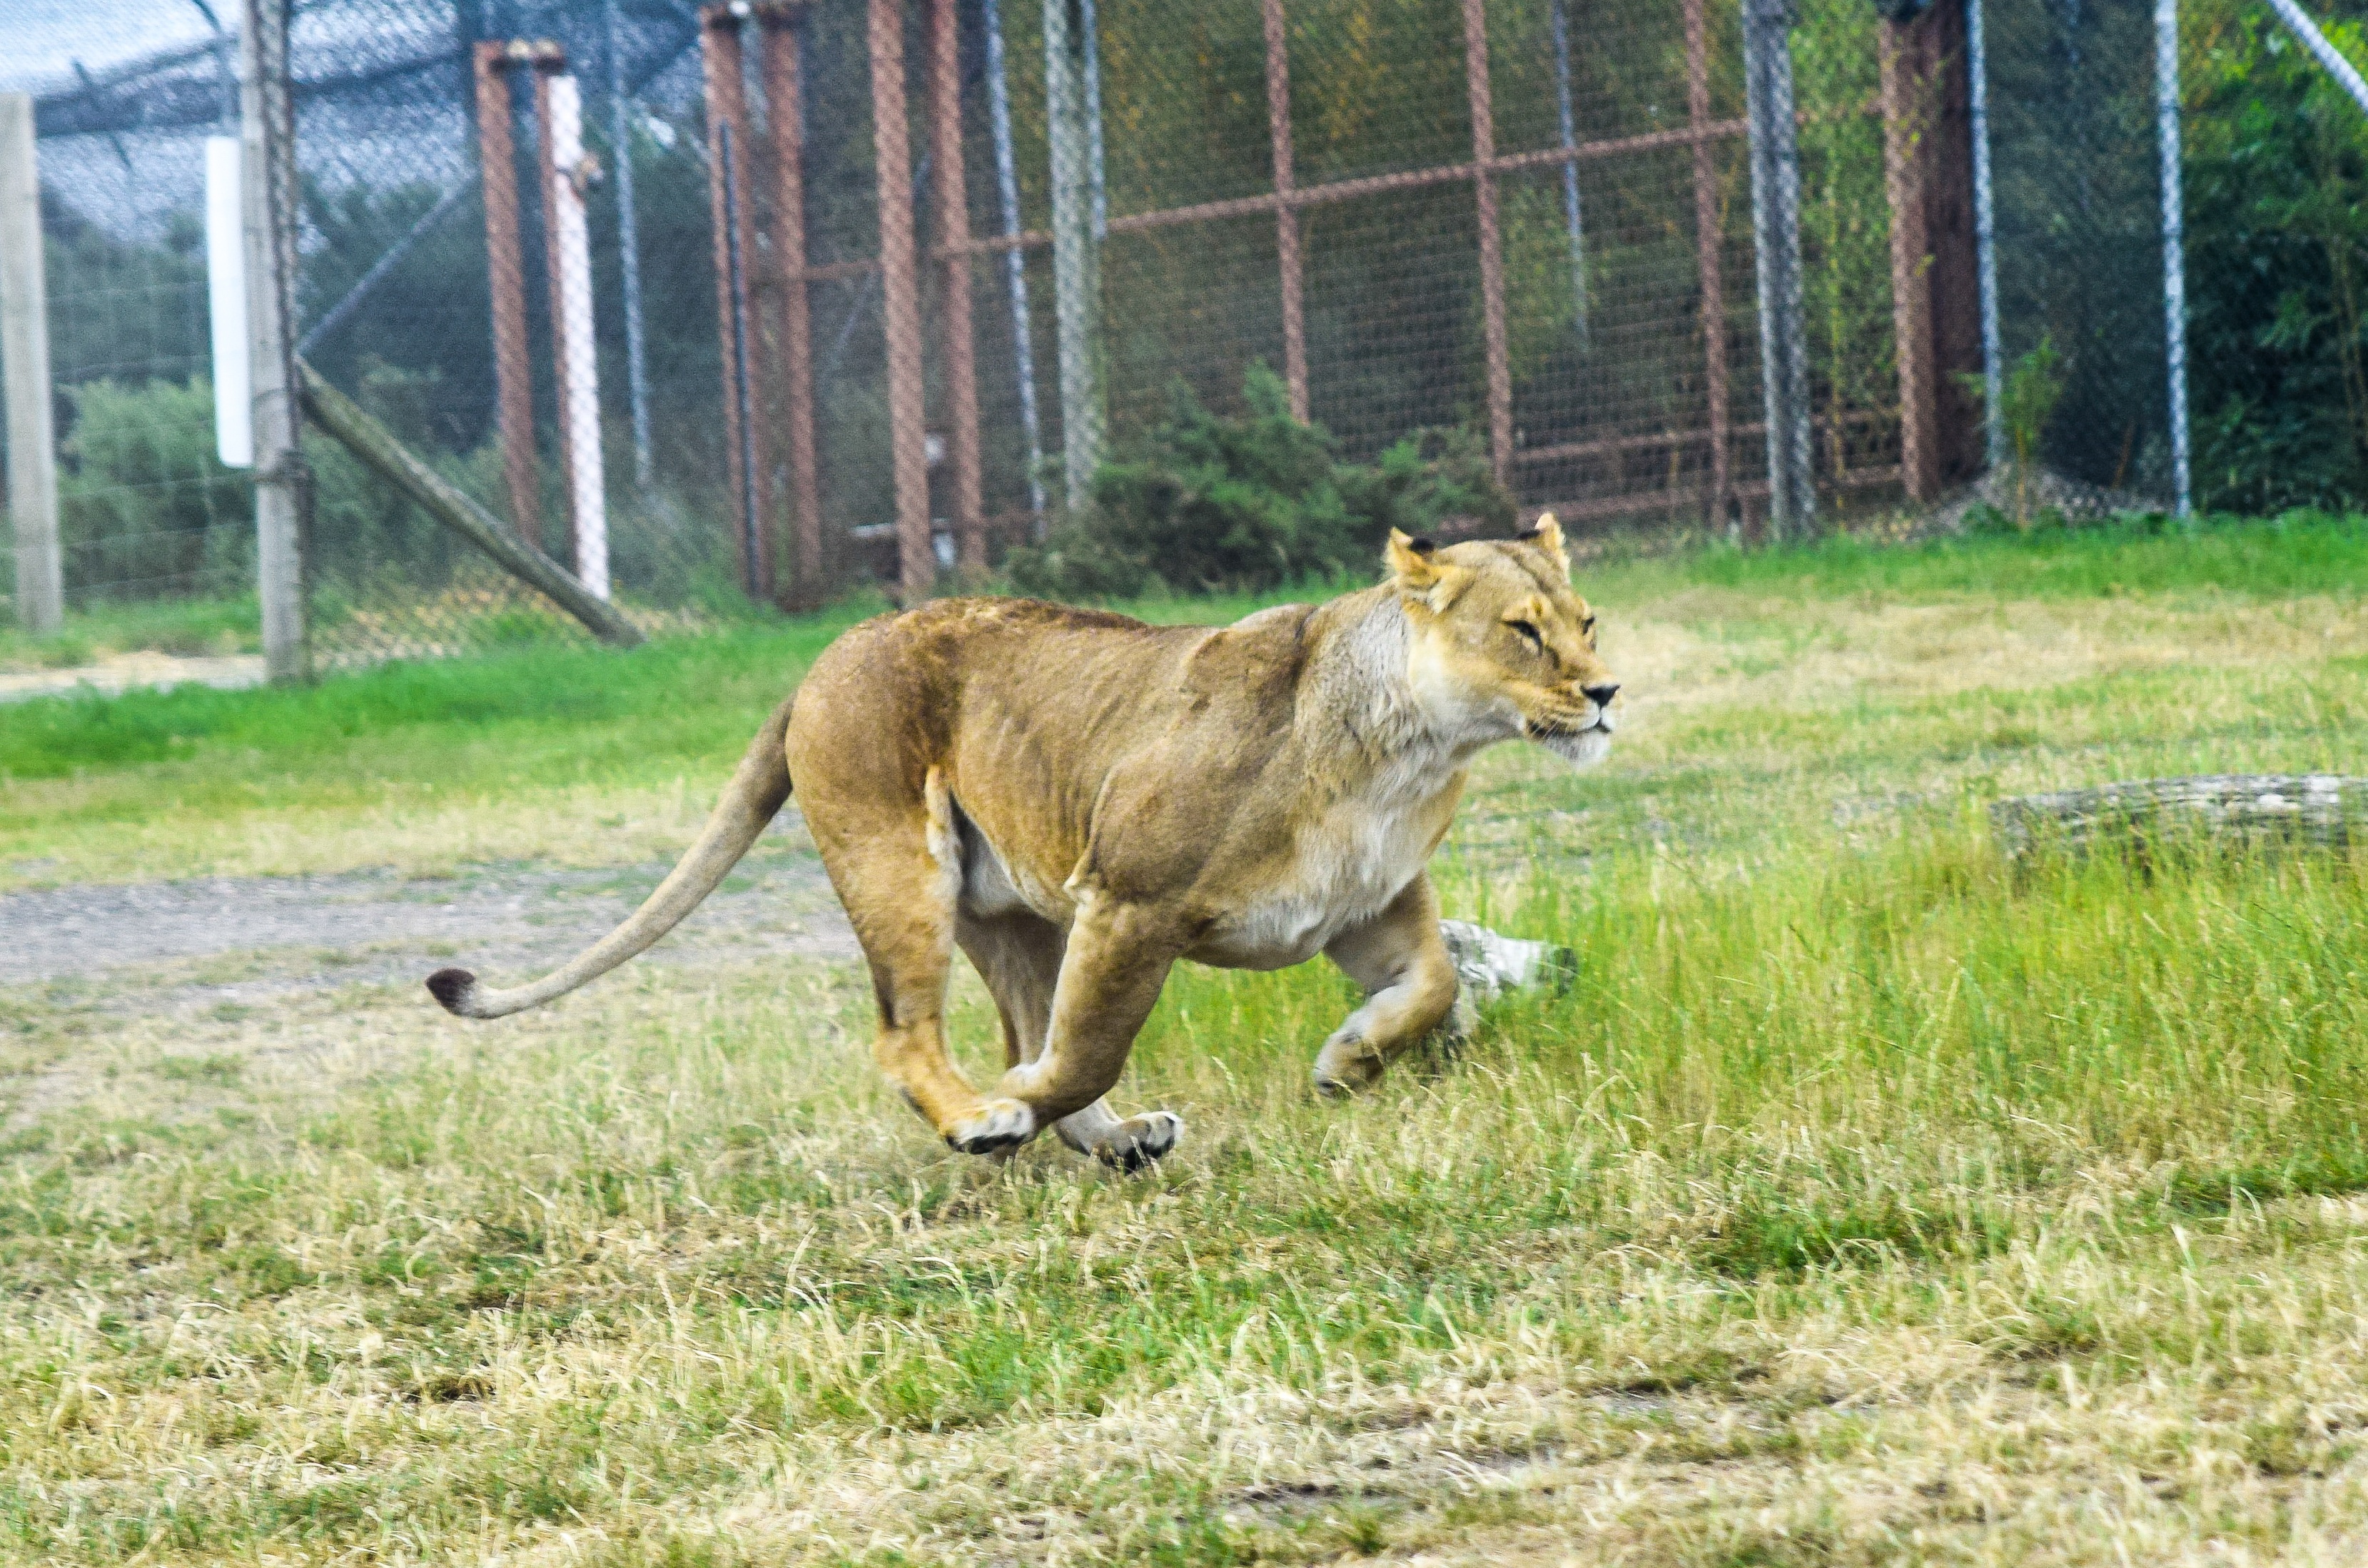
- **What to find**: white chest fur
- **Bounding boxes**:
[1198,774,1454,969]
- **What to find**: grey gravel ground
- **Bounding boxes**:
[0,850,858,993]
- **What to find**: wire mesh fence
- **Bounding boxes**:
[6,0,2368,667]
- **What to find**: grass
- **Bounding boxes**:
[4,512,2368,1562]
[0,595,260,674]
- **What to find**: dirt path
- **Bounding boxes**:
[0,652,266,704]
[0,850,858,993]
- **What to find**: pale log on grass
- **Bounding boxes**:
[296,359,644,649]
[1990,774,2367,859]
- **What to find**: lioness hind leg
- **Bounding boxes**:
[818,814,1035,1156]
[1315,874,1459,1096]
[958,910,1183,1170]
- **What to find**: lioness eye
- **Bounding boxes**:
[1582,615,1597,634]
[1507,619,1544,649]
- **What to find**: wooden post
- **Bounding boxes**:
[701,8,774,600]
[926,0,986,577]
[242,0,307,682]
[1461,0,1512,485]
[475,42,542,547]
[299,363,642,649]
[0,93,62,637]
[869,0,935,602]
[758,4,824,603]
[1263,0,1309,423]
[1684,0,1731,532]
[1881,1,1983,500]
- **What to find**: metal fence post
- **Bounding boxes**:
[983,0,1047,525]
[759,4,824,602]
[542,69,607,598]
[1683,0,1731,532]
[1742,0,1814,538]
[869,0,936,602]
[1044,0,1104,512]
[1882,0,1984,503]
[241,0,308,680]
[1262,0,1310,423]
[475,42,542,548]
[604,0,657,496]
[2156,0,2192,518]
[1460,0,1513,486]
[1968,0,2005,471]
[0,93,62,637]
[927,0,986,576]
[1549,0,1588,345]
[702,8,774,600]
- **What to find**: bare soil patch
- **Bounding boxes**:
[0,847,854,993]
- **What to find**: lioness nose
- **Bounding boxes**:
[1583,682,1621,707]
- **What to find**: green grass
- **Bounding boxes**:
[0,595,260,673]
[4,514,2368,1562]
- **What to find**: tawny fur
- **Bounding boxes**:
[427,520,1620,1169]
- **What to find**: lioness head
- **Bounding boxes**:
[1385,515,1621,767]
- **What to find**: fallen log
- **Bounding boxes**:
[1990,775,2368,860]
[296,359,644,649]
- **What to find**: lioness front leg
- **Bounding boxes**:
[958,909,1177,1170]
[988,899,1186,1168]
[1314,874,1459,1096]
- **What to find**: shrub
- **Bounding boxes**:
[1006,363,1515,601]
[56,378,253,602]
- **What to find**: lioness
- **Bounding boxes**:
[428,519,1619,1169]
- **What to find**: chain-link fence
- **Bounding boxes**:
[6,0,2368,666]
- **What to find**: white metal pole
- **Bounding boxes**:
[0,93,63,636]
[2155,0,2192,517]
[204,135,253,467]
[547,74,609,599]
[983,0,1047,522]
[1967,0,2005,470]
[1549,0,1588,343]
[240,0,308,680]
[1044,0,1104,512]
[1081,0,1106,241]
[1743,0,1814,537]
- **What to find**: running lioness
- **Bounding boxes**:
[428,518,1620,1169]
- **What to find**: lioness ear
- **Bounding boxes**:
[1521,512,1571,578]
[1385,527,1441,588]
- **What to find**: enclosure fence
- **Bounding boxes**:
[1,0,2360,666]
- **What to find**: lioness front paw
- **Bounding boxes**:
[945,1098,1038,1155]
[1091,1111,1183,1173]
[1312,1034,1387,1096]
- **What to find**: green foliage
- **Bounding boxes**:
[2000,336,2069,526]
[2185,2,2368,512]
[56,379,254,602]
[1794,0,1900,484]
[1006,363,1514,600]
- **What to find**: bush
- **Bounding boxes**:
[1007,364,1514,601]
[56,378,253,602]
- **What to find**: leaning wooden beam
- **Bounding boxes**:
[296,360,644,649]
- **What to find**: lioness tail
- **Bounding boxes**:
[426,694,796,1019]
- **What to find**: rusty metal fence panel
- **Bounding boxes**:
[24,0,2355,657]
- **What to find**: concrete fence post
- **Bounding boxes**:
[0,93,62,637]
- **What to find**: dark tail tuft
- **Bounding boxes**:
[425,968,478,1013]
